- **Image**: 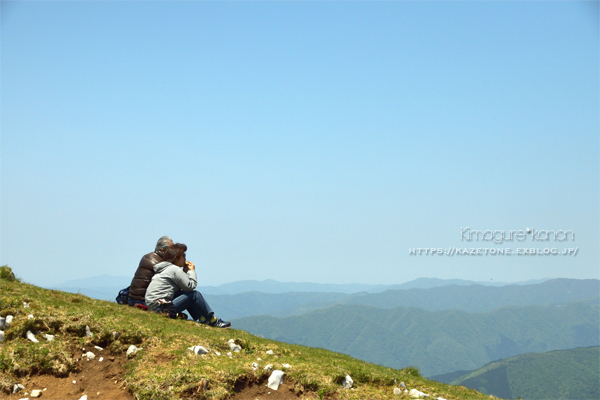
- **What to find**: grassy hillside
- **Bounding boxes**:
[232,302,600,376]
[433,346,599,400]
[0,267,490,400]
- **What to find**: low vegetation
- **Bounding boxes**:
[0,266,491,399]
[437,346,600,400]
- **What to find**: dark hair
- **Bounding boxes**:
[162,243,187,263]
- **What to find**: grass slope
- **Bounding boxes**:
[0,267,489,400]
[232,303,600,376]
[435,346,600,400]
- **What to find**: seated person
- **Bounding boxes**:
[128,236,173,307]
[145,243,231,328]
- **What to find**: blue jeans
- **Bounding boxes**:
[171,290,214,321]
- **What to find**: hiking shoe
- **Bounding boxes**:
[208,317,231,328]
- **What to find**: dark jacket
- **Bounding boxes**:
[129,252,163,300]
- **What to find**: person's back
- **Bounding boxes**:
[129,252,163,303]
[128,236,173,306]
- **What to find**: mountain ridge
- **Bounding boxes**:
[232,302,600,376]
[49,276,556,298]
[431,346,600,400]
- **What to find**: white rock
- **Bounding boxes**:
[409,388,428,398]
[264,364,273,372]
[0,317,5,329]
[400,381,406,389]
[0,330,4,343]
[188,345,209,355]
[437,397,447,400]
[26,331,39,343]
[214,351,221,356]
[94,345,103,351]
[228,340,241,352]
[45,334,54,342]
[85,325,93,337]
[112,331,120,340]
[266,350,275,355]
[28,314,34,319]
[85,352,95,360]
[31,389,42,397]
[394,388,402,395]
[252,362,258,370]
[282,363,291,368]
[6,315,13,324]
[267,370,285,390]
[342,374,353,389]
[72,381,76,384]
[257,357,262,361]
[23,302,29,308]
[126,345,142,357]
[13,384,25,393]
[99,357,104,362]
[79,396,88,400]
[227,352,233,358]
[82,348,85,351]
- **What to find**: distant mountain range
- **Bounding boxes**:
[232,302,600,376]
[431,346,600,400]
[49,275,552,301]
[47,274,600,397]
[205,279,599,320]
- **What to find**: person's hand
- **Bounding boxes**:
[185,261,195,271]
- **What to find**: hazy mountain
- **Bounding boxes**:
[431,346,600,400]
[49,276,554,300]
[390,277,550,290]
[338,279,600,313]
[200,277,551,294]
[204,291,350,321]
[51,274,132,301]
[50,277,598,318]
[232,302,600,376]
[204,279,598,320]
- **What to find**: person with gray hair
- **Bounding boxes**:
[128,236,174,307]
[155,236,173,253]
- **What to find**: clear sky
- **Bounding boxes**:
[1,1,598,288]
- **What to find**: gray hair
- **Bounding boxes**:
[155,236,173,253]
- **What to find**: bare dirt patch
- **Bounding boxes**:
[226,375,319,400]
[5,351,133,400]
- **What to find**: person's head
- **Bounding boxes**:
[162,243,187,268]
[155,236,174,256]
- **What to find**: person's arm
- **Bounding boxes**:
[183,261,195,273]
[172,266,197,292]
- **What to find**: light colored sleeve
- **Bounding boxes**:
[172,267,197,292]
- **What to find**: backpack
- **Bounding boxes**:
[116,286,130,305]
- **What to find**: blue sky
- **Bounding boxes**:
[1,1,598,287]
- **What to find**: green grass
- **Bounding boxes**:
[0,267,493,399]
[446,347,600,400]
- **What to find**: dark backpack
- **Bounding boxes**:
[116,286,130,305]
